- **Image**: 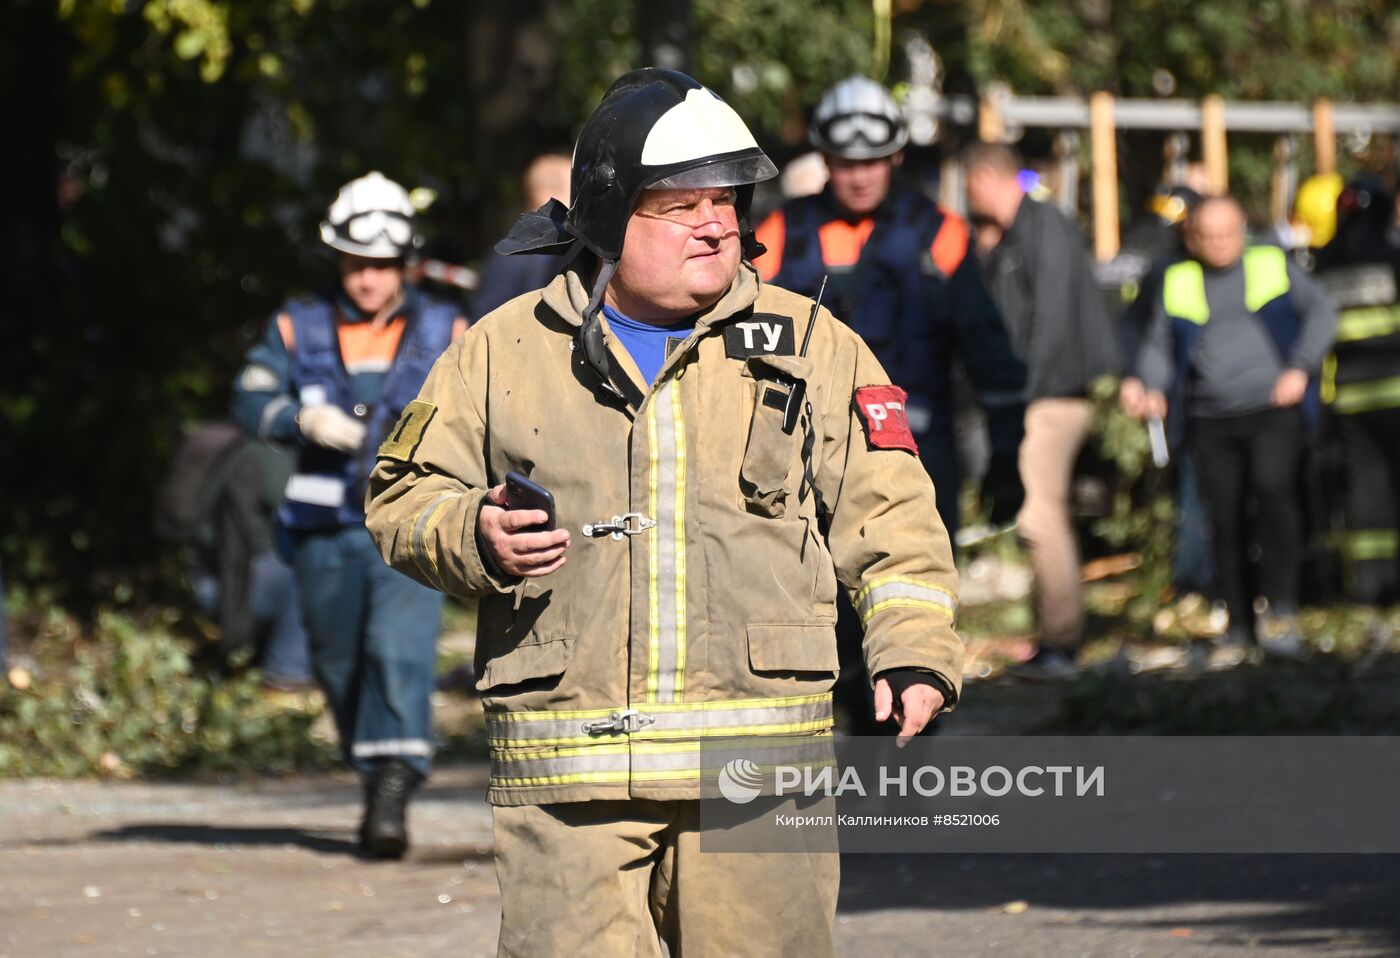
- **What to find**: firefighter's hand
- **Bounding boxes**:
[1272,368,1309,407]
[297,404,366,453]
[874,675,945,748]
[478,484,571,577]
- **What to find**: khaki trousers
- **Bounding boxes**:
[492,799,839,958]
[1016,397,1094,648]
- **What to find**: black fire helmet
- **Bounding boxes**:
[496,69,777,400]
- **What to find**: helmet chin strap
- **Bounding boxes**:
[580,259,620,395]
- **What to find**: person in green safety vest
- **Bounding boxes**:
[1127,196,1337,655]
[1314,180,1400,602]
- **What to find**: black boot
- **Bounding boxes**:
[359,759,421,860]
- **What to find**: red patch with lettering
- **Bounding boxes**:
[853,385,918,455]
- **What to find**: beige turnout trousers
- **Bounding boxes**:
[492,799,839,958]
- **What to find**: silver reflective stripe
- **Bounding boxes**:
[486,694,834,747]
[492,747,631,783]
[352,738,433,758]
[344,358,394,374]
[855,576,956,625]
[258,395,293,439]
[646,380,686,703]
[411,492,459,585]
[490,734,837,787]
[285,473,346,508]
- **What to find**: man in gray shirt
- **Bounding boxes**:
[1127,196,1337,650]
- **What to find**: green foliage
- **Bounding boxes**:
[957,0,1399,101]
[0,609,333,778]
[1087,376,1176,632]
[4,0,485,607]
[553,0,874,147]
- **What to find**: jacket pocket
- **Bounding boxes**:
[739,355,814,519]
[475,636,574,692]
[747,624,839,676]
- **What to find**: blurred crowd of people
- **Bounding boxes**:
[153,71,1400,856]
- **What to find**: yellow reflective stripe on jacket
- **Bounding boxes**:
[485,692,834,748]
[490,733,836,789]
[1242,246,1290,313]
[1163,260,1209,325]
[1332,375,1400,415]
[1336,303,1400,343]
[1163,247,1291,325]
[854,575,956,626]
[1321,354,1338,405]
[410,492,458,588]
[1343,529,1399,562]
[644,378,689,704]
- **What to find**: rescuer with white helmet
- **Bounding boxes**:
[231,171,465,859]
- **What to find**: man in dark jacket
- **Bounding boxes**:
[965,141,1123,675]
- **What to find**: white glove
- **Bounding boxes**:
[297,404,367,453]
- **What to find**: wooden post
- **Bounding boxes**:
[1201,94,1228,194]
[1089,91,1119,261]
[1313,98,1336,174]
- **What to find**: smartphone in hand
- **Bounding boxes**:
[504,471,557,532]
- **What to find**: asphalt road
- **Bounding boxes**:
[3,767,1397,957]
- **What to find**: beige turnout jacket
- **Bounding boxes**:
[366,263,962,805]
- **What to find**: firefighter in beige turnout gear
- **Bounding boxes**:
[366,69,962,957]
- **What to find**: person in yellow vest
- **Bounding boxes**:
[1127,196,1337,653]
[365,69,961,956]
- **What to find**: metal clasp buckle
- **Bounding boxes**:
[582,513,657,540]
[581,709,657,735]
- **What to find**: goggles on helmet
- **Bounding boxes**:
[819,113,900,152]
[343,210,414,247]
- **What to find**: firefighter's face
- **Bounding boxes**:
[1188,200,1247,270]
[826,155,896,216]
[610,187,741,321]
[338,254,404,315]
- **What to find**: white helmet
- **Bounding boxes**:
[319,171,420,259]
[809,76,909,161]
